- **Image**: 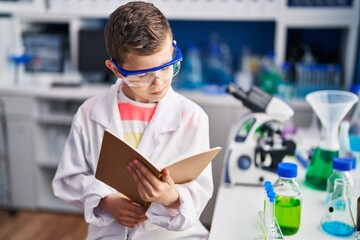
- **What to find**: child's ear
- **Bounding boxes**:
[105,59,123,78]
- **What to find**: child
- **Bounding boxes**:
[52,1,213,239]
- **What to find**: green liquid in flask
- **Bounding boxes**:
[305,147,338,191]
[275,195,301,235]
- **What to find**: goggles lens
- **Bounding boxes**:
[124,61,181,87]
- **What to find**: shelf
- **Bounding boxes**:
[154,0,279,21]
[0,0,45,14]
[46,0,279,20]
[38,159,59,169]
[280,2,359,26]
[18,0,358,24]
[36,115,73,125]
[34,124,70,169]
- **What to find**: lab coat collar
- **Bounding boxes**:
[89,79,124,138]
[89,79,181,158]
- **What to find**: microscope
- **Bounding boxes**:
[223,83,296,186]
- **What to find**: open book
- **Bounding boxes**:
[95,130,222,207]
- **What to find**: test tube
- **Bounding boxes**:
[259,182,284,240]
[264,181,273,213]
[267,191,276,227]
[268,191,283,240]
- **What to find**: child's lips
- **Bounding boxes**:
[152,88,165,95]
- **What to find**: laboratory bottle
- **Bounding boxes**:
[182,45,203,89]
[218,41,234,86]
[321,179,356,237]
[203,32,233,87]
[258,51,282,95]
[273,162,302,235]
[325,157,354,204]
[277,62,295,102]
[203,32,221,86]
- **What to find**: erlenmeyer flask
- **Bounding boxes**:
[320,179,356,237]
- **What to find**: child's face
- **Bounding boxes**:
[107,37,176,103]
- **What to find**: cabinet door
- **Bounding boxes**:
[7,120,37,208]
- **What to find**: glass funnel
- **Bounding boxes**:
[305,90,358,190]
[320,179,356,237]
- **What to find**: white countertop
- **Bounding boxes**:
[209,168,359,240]
[0,83,110,100]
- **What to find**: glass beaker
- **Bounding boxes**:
[305,90,358,190]
[320,179,356,237]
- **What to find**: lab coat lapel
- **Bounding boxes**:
[136,122,160,159]
[136,87,181,159]
[89,79,124,138]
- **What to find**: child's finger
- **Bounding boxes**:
[160,169,174,185]
[133,159,160,185]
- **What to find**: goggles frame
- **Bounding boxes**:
[110,41,183,78]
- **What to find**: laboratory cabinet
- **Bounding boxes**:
[0,95,37,209]
[34,98,81,212]
[0,88,93,213]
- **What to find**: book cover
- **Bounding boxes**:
[95,130,222,207]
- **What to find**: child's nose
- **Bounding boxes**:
[151,76,163,86]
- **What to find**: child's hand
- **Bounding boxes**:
[127,159,180,209]
[98,192,148,227]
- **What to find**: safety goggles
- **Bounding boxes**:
[110,42,183,87]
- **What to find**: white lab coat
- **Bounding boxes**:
[52,79,213,240]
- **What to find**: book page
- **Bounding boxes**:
[164,147,222,184]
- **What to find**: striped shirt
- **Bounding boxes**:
[117,88,156,148]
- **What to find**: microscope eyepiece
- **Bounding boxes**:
[226,83,271,113]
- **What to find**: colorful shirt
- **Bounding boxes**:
[117,89,156,148]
